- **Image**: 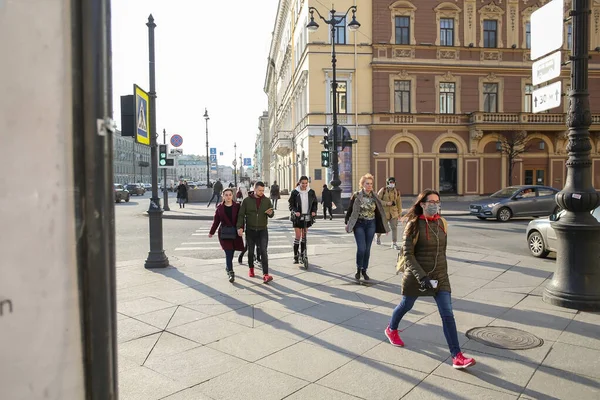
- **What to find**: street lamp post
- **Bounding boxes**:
[204,108,210,185]
[144,14,169,269]
[162,128,170,211]
[233,142,238,187]
[543,0,600,310]
[307,5,360,212]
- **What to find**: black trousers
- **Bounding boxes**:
[323,205,333,218]
[246,228,269,274]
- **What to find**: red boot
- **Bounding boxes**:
[248,267,255,277]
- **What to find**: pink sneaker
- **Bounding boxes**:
[452,352,476,369]
[384,325,405,347]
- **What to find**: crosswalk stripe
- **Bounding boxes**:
[175,245,292,251]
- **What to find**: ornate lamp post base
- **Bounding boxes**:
[543,212,600,311]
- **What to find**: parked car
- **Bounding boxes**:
[126,183,145,196]
[469,185,560,222]
[114,184,130,203]
[526,207,600,257]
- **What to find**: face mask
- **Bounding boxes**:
[388,183,395,188]
[423,203,440,216]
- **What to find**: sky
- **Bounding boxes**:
[111,0,279,167]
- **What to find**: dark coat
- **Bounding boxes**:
[213,180,223,194]
[321,188,333,207]
[176,184,188,199]
[209,203,245,251]
[401,217,450,297]
[270,184,280,199]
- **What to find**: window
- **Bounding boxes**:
[524,84,533,112]
[483,20,497,48]
[567,23,573,50]
[395,16,410,45]
[525,22,531,49]
[483,83,498,112]
[334,16,347,44]
[439,82,455,114]
[314,169,322,180]
[538,188,555,197]
[440,18,454,46]
[330,81,347,114]
[394,80,411,113]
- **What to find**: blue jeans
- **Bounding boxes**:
[353,219,376,270]
[389,291,461,357]
[224,249,234,272]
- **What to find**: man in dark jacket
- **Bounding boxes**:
[270,181,280,209]
[321,184,333,220]
[236,181,275,283]
[207,179,224,208]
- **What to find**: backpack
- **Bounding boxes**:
[396,218,448,275]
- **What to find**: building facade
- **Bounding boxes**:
[113,131,152,184]
[265,0,374,199]
[255,111,270,183]
[370,0,600,196]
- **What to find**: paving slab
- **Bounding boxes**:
[403,374,517,400]
[522,366,600,400]
[144,345,248,387]
[317,357,428,400]
[284,384,364,399]
[257,341,355,382]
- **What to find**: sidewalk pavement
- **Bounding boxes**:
[158,196,474,221]
[117,242,600,400]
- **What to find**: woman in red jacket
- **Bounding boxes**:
[209,188,245,282]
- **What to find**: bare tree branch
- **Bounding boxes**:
[496,130,532,186]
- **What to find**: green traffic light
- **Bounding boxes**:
[159,160,166,166]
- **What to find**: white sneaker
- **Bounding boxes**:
[376,238,381,245]
[391,243,400,250]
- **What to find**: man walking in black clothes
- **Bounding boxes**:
[321,184,333,220]
[207,179,224,208]
[270,180,280,210]
[237,182,275,283]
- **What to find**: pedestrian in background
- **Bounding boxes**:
[208,188,244,283]
[376,177,403,249]
[288,176,318,264]
[321,184,333,220]
[345,173,389,281]
[270,180,280,210]
[236,181,275,283]
[384,189,476,369]
[176,180,187,208]
[207,179,224,208]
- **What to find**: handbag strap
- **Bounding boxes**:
[220,204,235,227]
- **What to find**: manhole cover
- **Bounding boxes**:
[466,326,544,350]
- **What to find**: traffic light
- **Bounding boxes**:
[159,144,168,166]
[321,151,330,167]
[323,134,329,150]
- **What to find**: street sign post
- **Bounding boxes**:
[170,148,183,155]
[210,148,217,155]
[532,51,562,85]
[170,134,183,147]
[243,158,252,166]
[532,81,562,113]
[530,0,564,60]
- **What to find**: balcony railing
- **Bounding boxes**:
[372,112,600,127]
[469,112,567,124]
[372,113,469,125]
[272,131,293,157]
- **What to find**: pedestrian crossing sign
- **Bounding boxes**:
[134,84,150,145]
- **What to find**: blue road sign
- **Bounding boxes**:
[209,154,217,162]
[220,152,223,156]
[243,158,251,166]
[170,134,183,147]
[210,148,217,155]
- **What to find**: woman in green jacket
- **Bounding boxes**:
[384,189,476,369]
